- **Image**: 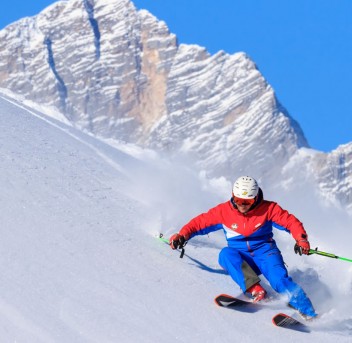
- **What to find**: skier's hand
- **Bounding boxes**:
[169,233,187,250]
[294,239,310,255]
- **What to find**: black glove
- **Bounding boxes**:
[169,233,187,250]
[294,239,310,255]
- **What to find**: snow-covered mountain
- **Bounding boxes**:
[1,91,352,342]
[282,144,352,211]
[0,0,351,211]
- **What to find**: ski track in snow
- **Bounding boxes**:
[0,94,351,342]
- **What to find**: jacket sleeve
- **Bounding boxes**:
[179,204,224,240]
[269,202,308,241]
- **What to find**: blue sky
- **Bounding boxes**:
[1,0,351,152]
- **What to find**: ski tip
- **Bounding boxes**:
[215,293,234,298]
[214,294,234,307]
[272,313,310,332]
[214,294,253,308]
[272,312,289,325]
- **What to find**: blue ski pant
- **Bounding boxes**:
[218,243,317,317]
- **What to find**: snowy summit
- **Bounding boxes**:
[0,0,351,210]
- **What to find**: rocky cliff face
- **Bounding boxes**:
[0,0,350,210]
[310,143,352,210]
[0,0,180,141]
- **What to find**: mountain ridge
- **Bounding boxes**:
[0,0,351,211]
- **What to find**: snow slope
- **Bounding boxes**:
[0,94,351,342]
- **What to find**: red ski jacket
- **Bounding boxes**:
[179,190,307,250]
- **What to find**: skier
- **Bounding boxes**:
[169,176,317,318]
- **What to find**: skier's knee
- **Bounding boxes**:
[218,247,230,268]
[218,247,241,269]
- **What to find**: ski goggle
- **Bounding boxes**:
[233,196,256,206]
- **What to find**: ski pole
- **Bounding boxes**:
[309,248,352,263]
[158,233,187,258]
[158,235,169,244]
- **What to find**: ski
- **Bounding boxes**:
[215,295,310,332]
[272,313,310,332]
[214,294,260,313]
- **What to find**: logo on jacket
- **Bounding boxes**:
[253,223,262,232]
[231,223,238,230]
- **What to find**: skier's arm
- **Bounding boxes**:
[269,202,310,255]
[169,205,224,249]
[179,213,223,239]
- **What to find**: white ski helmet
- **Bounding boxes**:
[232,176,259,199]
